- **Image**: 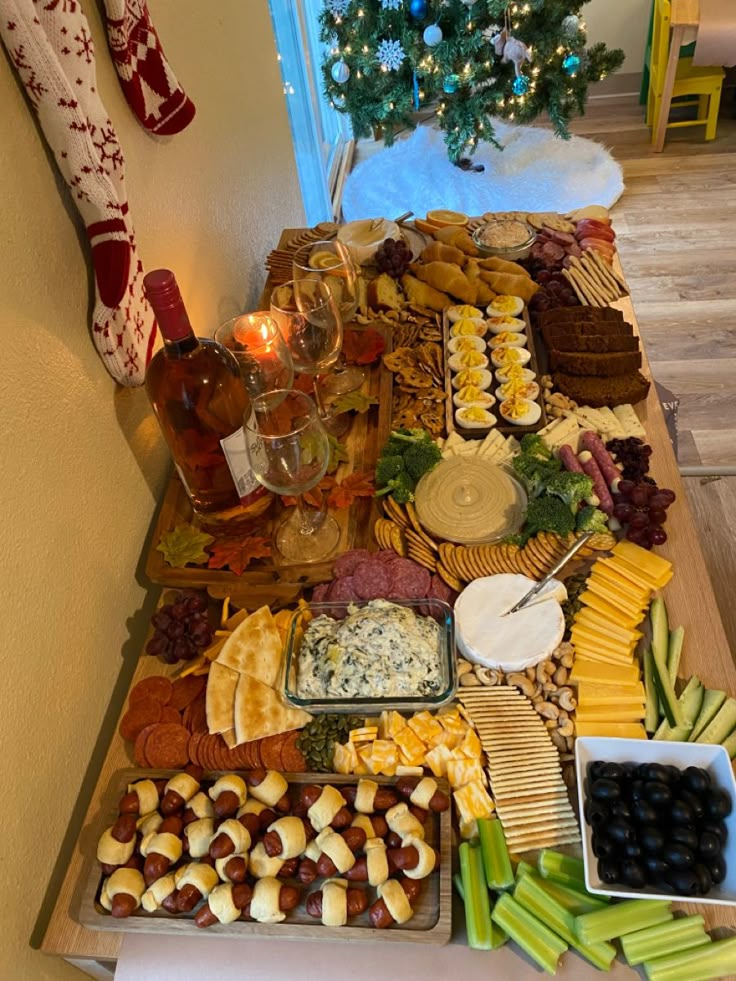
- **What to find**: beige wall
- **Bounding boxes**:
[0,1,303,978]
[585,0,651,80]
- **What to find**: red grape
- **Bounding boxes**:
[657,488,676,505]
[146,588,213,663]
[649,526,668,546]
[630,486,650,508]
[617,479,635,498]
[648,508,667,525]
[613,503,634,523]
[629,512,650,530]
[626,527,647,545]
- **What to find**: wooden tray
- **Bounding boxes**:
[144,325,393,603]
[77,769,452,945]
[444,307,547,439]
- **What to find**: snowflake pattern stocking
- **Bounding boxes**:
[102,0,195,135]
[0,0,156,386]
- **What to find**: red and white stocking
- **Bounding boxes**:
[102,0,195,135]
[0,0,156,386]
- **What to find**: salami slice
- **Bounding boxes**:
[169,674,206,711]
[428,573,452,603]
[129,676,173,706]
[160,706,183,725]
[334,548,372,578]
[119,697,163,742]
[387,558,431,599]
[330,576,359,602]
[376,550,400,563]
[353,560,391,600]
[144,722,191,769]
[311,582,330,603]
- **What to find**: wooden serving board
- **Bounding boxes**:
[77,769,452,945]
[443,307,547,439]
[144,325,393,604]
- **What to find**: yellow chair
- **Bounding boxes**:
[646,0,724,145]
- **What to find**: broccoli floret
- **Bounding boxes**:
[383,427,427,456]
[512,454,560,499]
[522,495,576,543]
[402,439,442,481]
[545,471,594,513]
[576,505,610,534]
[374,454,404,488]
[520,433,555,462]
[387,470,415,504]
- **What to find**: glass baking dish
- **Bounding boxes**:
[282,597,456,714]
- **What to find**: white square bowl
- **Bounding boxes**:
[575,736,736,906]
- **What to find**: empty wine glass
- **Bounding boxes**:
[292,238,365,395]
[215,313,293,399]
[244,390,340,563]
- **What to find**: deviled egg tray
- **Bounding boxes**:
[442,300,548,439]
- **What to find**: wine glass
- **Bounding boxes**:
[269,279,348,435]
[292,239,365,395]
[215,313,293,399]
[244,390,340,563]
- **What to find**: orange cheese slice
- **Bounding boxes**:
[574,721,647,739]
[569,659,640,685]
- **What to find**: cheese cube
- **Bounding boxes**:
[447,758,485,790]
[370,740,398,777]
[333,741,359,775]
[455,728,482,760]
[394,726,427,767]
[453,780,495,826]
[349,726,378,744]
[395,765,424,777]
[407,711,443,747]
[386,711,407,740]
[427,727,463,751]
[357,745,376,774]
[424,743,454,778]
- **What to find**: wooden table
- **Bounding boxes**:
[654,0,701,152]
[40,240,736,978]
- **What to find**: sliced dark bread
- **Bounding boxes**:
[550,350,642,376]
[537,306,624,327]
[547,332,640,354]
[541,321,634,347]
[552,371,651,407]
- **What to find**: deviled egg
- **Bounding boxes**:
[491,346,532,369]
[448,304,484,323]
[450,317,487,338]
[488,331,527,349]
[487,295,525,318]
[453,385,496,410]
[455,405,497,430]
[495,365,536,385]
[495,378,540,402]
[452,368,493,391]
[487,315,526,334]
[448,334,486,355]
[499,397,542,427]
[448,350,490,373]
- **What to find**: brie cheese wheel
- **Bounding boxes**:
[448,335,486,355]
[448,350,489,373]
[454,574,567,671]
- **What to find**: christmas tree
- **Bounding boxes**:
[319,0,624,163]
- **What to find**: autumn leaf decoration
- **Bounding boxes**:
[341,327,385,366]
[326,434,350,474]
[327,470,375,509]
[330,390,379,415]
[281,475,335,509]
[157,524,214,568]
[207,536,272,576]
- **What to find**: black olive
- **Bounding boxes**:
[597,859,620,885]
[693,862,713,895]
[631,800,658,825]
[585,800,609,828]
[665,765,683,785]
[669,826,698,851]
[635,764,650,780]
[702,820,728,846]
[698,831,722,860]
[645,763,669,784]
[589,760,607,782]
[667,868,699,897]
[663,842,695,869]
[592,835,616,859]
[643,855,669,879]
[640,826,665,854]
[630,780,646,801]
[679,789,706,821]
[708,855,727,885]
[591,779,621,803]
[621,859,646,888]
[622,762,638,779]
[611,800,632,820]
[706,789,733,820]
[683,766,711,795]
[608,819,635,845]
[601,762,625,782]
[670,799,695,825]
[644,782,672,807]
[624,842,642,859]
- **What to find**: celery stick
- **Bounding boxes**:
[478,817,514,890]
[514,859,536,881]
[621,915,707,966]
[644,936,736,981]
[514,872,616,971]
[538,849,586,890]
[487,908,510,950]
[575,899,672,946]
[529,874,610,915]
[453,872,465,902]
[459,841,494,950]
[492,892,568,975]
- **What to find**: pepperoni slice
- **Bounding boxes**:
[133,723,159,768]
[280,732,307,773]
[128,676,173,706]
[144,723,191,769]
[160,706,183,725]
[188,730,205,768]
[119,697,163,742]
[260,734,285,770]
[169,674,206,711]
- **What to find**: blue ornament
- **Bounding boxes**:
[512,74,529,95]
[443,73,459,94]
[423,23,443,46]
[331,60,350,84]
[563,53,581,75]
[410,0,427,17]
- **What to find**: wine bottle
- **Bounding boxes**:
[144,269,271,523]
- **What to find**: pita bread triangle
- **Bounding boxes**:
[216,605,282,687]
[234,673,311,745]
[206,661,239,734]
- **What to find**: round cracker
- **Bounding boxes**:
[436,561,463,593]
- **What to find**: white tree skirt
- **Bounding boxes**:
[342,121,624,220]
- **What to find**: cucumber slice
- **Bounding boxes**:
[643,648,659,734]
[689,688,727,742]
[696,697,736,745]
[667,625,685,683]
[721,729,736,760]
[650,598,684,728]
[654,676,703,741]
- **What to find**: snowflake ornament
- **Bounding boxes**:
[376,37,406,71]
[380,0,403,9]
[324,0,350,16]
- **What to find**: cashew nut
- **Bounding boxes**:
[474,666,497,686]
[553,666,568,686]
[549,729,567,752]
[544,718,558,729]
[457,659,473,678]
[538,702,560,720]
[557,688,577,713]
[459,672,481,687]
[565,735,575,753]
[542,681,558,695]
[560,651,575,668]
[557,709,569,723]
[558,719,575,738]
[525,667,536,682]
[506,673,537,699]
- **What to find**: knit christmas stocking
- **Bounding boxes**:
[0,0,156,386]
[102,0,195,135]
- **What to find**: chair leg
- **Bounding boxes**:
[698,94,709,120]
[650,95,663,144]
[705,86,722,140]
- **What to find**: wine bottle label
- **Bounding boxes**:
[221,428,262,501]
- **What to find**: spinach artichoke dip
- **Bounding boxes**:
[296,600,441,699]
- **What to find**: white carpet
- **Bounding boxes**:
[342,121,624,220]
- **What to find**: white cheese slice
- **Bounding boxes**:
[541,415,581,454]
[612,403,646,439]
[595,406,626,438]
[454,574,565,671]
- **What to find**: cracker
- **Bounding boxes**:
[436,561,463,593]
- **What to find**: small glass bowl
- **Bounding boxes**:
[282,597,456,714]
[472,220,537,260]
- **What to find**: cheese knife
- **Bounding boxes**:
[502,531,594,616]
